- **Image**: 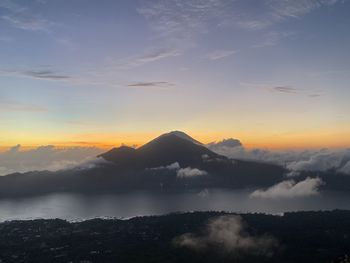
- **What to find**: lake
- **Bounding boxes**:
[1,189,350,221]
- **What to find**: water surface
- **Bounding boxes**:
[1,189,349,221]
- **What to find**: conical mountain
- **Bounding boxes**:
[99,131,222,168]
[154,131,203,145]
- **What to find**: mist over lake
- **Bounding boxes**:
[1,189,350,222]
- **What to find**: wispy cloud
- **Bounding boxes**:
[136,0,344,60]
[1,68,71,81]
[23,70,71,80]
[138,0,344,36]
[136,49,181,64]
[0,0,55,32]
[241,82,324,98]
[253,31,295,48]
[206,49,239,60]
[308,93,322,98]
[0,101,48,113]
[236,19,272,30]
[127,81,174,89]
[237,0,344,30]
[115,49,181,70]
[2,14,54,32]
[0,0,25,13]
[138,0,232,46]
[272,86,298,94]
[267,0,341,19]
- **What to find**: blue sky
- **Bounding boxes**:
[0,0,350,148]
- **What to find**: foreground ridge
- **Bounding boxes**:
[0,210,349,263]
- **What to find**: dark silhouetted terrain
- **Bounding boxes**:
[0,210,350,263]
[0,131,349,198]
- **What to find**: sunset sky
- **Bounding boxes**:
[1,0,349,150]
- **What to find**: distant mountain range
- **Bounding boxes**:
[0,131,349,197]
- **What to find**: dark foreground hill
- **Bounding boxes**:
[0,210,350,263]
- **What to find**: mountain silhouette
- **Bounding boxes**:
[157,130,203,145]
[0,131,303,197]
[100,131,221,168]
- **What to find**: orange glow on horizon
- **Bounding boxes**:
[0,129,349,152]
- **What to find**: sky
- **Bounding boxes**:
[0,0,350,150]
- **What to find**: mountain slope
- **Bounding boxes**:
[0,131,289,197]
[155,130,203,145]
[137,133,221,167]
[99,131,223,168]
[99,146,137,164]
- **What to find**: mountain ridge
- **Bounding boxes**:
[99,131,223,168]
[0,131,307,197]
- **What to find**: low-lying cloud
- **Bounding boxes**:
[0,145,104,175]
[177,167,207,178]
[286,150,350,174]
[174,215,277,256]
[148,162,180,171]
[148,162,207,178]
[207,140,350,175]
[250,177,324,199]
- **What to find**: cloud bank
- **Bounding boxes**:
[250,177,324,199]
[174,215,277,256]
[207,140,350,175]
[0,145,104,175]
